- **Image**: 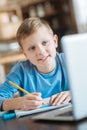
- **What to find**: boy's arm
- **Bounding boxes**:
[0,81,18,111]
[2,98,20,111]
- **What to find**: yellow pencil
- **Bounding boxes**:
[9,81,30,95]
[9,81,45,104]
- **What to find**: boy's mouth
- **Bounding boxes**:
[38,55,50,62]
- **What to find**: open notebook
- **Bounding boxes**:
[15,97,71,118]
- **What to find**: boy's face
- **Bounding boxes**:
[21,26,58,73]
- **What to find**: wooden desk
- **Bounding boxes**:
[0,114,87,130]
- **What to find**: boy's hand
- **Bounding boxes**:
[17,92,43,111]
[3,92,43,111]
[49,91,71,106]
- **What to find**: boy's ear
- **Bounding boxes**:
[53,34,58,48]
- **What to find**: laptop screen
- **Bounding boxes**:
[61,33,87,120]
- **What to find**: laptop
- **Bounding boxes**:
[32,33,87,121]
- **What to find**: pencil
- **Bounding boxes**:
[9,81,45,104]
[9,81,30,95]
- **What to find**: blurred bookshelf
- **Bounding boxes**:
[0,0,78,42]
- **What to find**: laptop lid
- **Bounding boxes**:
[61,33,87,120]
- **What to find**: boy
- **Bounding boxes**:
[0,17,71,111]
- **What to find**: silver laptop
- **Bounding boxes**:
[32,33,87,121]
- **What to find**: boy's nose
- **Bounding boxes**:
[36,46,45,55]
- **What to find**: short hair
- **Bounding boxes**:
[16,17,54,47]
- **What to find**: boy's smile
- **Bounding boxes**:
[37,55,49,62]
[21,26,58,73]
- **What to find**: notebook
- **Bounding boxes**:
[15,97,70,118]
[32,33,87,121]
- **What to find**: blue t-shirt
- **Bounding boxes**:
[0,52,69,109]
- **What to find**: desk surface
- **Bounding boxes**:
[0,114,87,130]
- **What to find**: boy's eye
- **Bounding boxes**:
[28,46,35,51]
[42,41,49,46]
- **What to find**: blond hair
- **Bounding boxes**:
[16,17,54,47]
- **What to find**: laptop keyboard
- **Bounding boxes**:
[56,110,73,117]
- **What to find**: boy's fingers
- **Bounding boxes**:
[32,92,42,96]
[49,94,57,104]
[30,92,45,105]
[26,94,42,101]
[22,101,42,111]
[62,96,71,104]
[50,91,71,106]
[25,92,43,102]
[54,94,67,105]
